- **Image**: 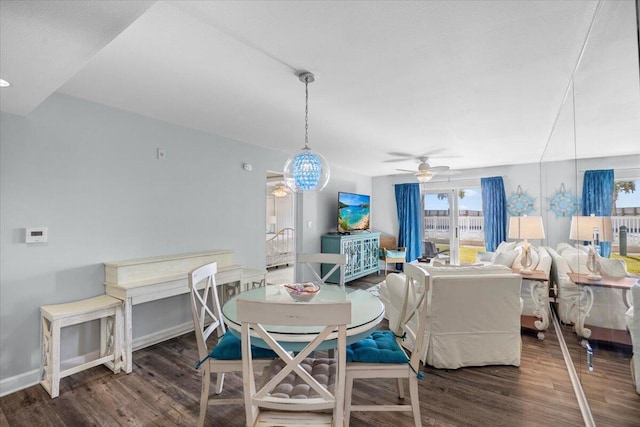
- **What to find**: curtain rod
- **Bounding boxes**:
[429,174,506,183]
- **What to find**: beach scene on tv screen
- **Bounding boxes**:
[338,193,370,231]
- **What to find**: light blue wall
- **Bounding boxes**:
[0,94,370,395]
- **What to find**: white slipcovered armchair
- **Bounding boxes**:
[379,264,523,369]
[549,243,629,331]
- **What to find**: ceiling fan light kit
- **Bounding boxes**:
[394,155,449,183]
[416,161,436,182]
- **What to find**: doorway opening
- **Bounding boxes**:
[266,171,295,284]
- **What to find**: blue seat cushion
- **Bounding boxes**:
[346,330,408,363]
[210,330,277,360]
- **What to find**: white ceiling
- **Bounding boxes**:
[1,1,638,177]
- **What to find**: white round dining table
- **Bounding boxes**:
[221,283,385,351]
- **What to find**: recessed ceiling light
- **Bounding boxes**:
[0,79,11,87]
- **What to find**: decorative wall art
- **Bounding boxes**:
[549,183,581,217]
[506,185,535,216]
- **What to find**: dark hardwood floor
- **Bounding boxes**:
[557,321,640,427]
[1,272,638,426]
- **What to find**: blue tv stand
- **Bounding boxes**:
[321,232,380,283]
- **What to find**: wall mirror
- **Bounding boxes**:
[541,0,640,423]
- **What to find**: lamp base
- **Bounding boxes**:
[586,273,602,281]
[520,269,533,275]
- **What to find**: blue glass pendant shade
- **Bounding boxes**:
[284,147,330,192]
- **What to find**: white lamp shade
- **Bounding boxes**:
[569,215,613,242]
[508,216,545,240]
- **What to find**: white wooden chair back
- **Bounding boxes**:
[188,262,224,362]
[398,263,430,373]
[297,252,347,287]
[238,299,351,427]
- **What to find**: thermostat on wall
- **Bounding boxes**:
[25,227,48,243]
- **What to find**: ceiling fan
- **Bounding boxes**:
[271,183,290,197]
[393,156,450,182]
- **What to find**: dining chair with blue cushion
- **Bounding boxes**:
[344,263,429,427]
[189,262,275,427]
[238,298,352,427]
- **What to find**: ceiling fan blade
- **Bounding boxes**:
[387,151,417,158]
[439,169,462,176]
[384,158,415,163]
[396,168,416,173]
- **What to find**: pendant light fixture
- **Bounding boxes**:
[283,72,330,192]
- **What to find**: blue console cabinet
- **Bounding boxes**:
[321,232,380,283]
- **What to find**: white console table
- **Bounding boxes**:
[104,250,265,373]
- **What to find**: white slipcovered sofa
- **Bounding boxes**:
[476,242,552,339]
[626,284,640,395]
[379,264,523,369]
[549,243,629,332]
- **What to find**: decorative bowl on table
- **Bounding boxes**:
[284,282,321,302]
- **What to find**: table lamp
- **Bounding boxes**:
[569,214,612,280]
[508,216,545,274]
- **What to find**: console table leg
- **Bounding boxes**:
[529,281,550,340]
[124,298,133,373]
[575,286,594,341]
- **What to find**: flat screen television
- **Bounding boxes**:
[338,192,370,232]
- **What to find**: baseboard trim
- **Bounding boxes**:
[552,309,595,427]
[0,369,41,398]
[131,322,194,352]
[0,322,195,397]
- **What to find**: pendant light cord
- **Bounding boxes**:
[304,76,309,149]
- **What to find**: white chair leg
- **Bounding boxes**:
[344,373,354,427]
[396,377,404,399]
[214,372,225,394]
[198,366,210,427]
[409,376,422,427]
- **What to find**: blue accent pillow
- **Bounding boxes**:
[210,330,277,360]
[385,249,406,259]
[346,330,408,363]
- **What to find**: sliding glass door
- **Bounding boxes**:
[422,187,483,265]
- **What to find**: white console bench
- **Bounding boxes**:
[104,250,266,373]
[40,295,123,398]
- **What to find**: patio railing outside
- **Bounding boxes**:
[611,216,640,248]
[423,216,484,245]
[424,215,640,250]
